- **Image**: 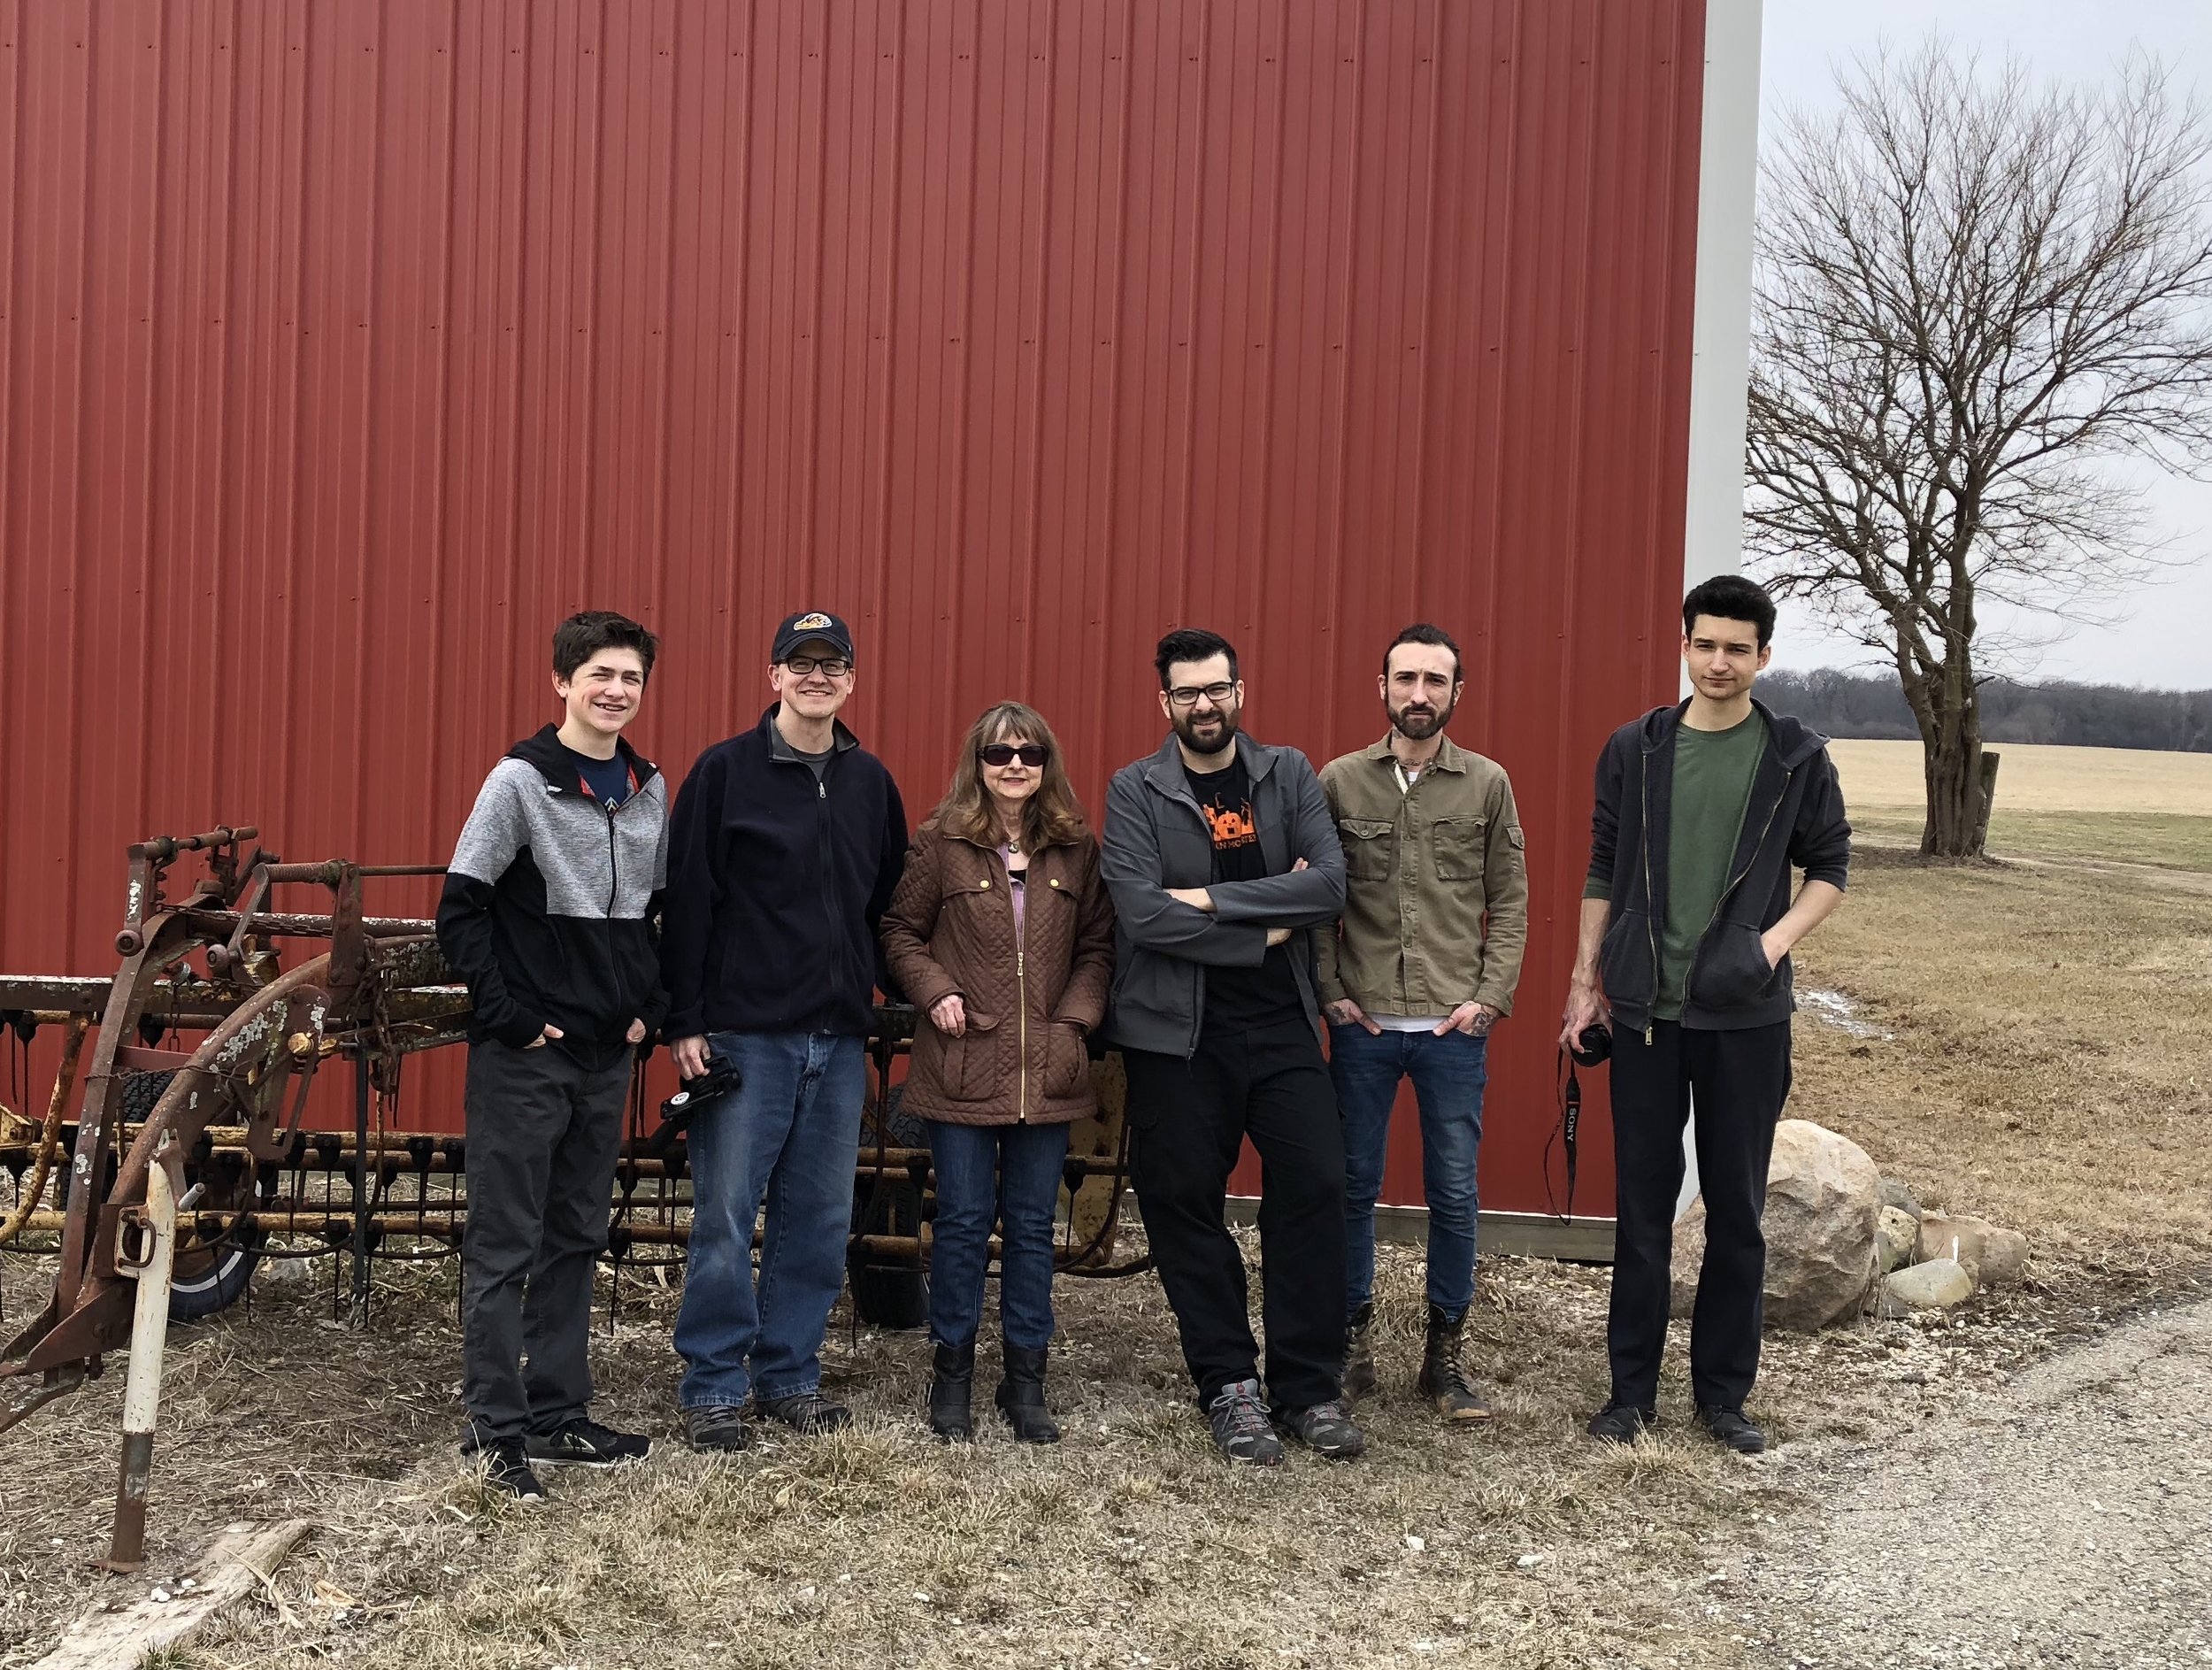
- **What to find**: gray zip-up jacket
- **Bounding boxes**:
[1100,734,1347,1058]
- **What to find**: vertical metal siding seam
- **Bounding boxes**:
[131,1,173,833]
[718,0,758,726]
[649,0,682,629]
[0,0,21,916]
[347,0,391,840]
[797,0,830,587]
[1475,0,1524,711]
[1634,0,1695,630]
[1016,0,1058,691]
[1089,0,1134,705]
[941,0,985,731]
[273,0,311,835]
[64,1,99,936]
[1168,0,1212,624]
[1401,0,1444,605]
[1322,0,1366,694]
[865,0,910,653]
[209,0,247,810]
[1248,0,1289,652]
[497,0,534,741]
[424,0,464,859]
[575,0,609,612]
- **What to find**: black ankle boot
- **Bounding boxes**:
[994,1343,1061,1444]
[929,1340,975,1442]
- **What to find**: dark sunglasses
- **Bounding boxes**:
[979,743,1050,768]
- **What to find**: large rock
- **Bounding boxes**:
[1669,1120,1883,1331]
[1879,1258,1974,1315]
[1877,1206,1920,1274]
[1915,1212,2027,1289]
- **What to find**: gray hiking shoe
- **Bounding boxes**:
[1272,1398,1368,1460]
[682,1404,755,1453]
[1205,1378,1286,1467]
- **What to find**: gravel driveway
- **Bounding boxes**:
[1740,1294,2212,1669]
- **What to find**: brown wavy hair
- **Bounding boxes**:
[933,702,1090,851]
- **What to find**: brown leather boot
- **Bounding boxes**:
[1417,1304,1494,1422]
[1342,1301,1378,1403]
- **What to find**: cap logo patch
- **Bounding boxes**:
[792,612,833,631]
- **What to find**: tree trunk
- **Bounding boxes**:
[1917,683,1987,859]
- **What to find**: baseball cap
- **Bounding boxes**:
[771,609,856,665]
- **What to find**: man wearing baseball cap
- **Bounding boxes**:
[660,610,910,1451]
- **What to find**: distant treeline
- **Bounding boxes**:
[1761,669,2212,753]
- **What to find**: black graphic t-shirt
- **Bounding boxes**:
[1184,754,1305,1032]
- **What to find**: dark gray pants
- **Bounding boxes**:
[460,1038,631,1448]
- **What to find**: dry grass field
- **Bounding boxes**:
[2,743,2208,1670]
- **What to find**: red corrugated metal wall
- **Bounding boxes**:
[0,0,1703,1218]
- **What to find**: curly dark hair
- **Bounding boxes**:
[553,611,659,681]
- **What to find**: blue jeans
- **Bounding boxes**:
[674,1031,865,1409]
[1330,1024,1487,1318]
[926,1120,1068,1352]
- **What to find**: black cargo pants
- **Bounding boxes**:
[459,1038,632,1449]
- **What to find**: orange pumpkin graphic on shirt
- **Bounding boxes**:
[1203,802,1259,849]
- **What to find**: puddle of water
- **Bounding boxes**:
[1800,987,1892,1040]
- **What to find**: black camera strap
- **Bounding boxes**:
[1546,1050,1583,1225]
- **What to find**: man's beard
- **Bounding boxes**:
[1173,704,1241,758]
[1389,693,1455,741]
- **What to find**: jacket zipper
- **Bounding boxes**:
[1639,744,1660,1045]
[1681,766,1793,1015]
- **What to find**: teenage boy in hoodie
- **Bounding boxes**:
[436,611,670,1500]
[1563,575,1850,1457]
[659,610,909,1453]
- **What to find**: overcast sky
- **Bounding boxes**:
[1755,0,2212,690]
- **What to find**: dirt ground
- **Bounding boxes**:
[2,787,2208,1669]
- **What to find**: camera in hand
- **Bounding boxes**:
[1569,1024,1612,1067]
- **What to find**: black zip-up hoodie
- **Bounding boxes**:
[1586,697,1851,1034]
[659,706,910,1041]
[435,726,671,1070]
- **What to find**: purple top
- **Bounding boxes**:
[1001,843,1026,942]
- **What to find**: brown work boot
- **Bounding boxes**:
[1342,1301,1378,1403]
[1417,1304,1494,1422]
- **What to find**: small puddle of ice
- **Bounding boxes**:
[1800,987,1891,1040]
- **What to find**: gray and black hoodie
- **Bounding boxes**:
[435,725,670,1069]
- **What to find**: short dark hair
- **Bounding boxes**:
[553,611,659,682]
[1681,575,1776,648]
[1155,627,1239,689]
[1383,623,1462,683]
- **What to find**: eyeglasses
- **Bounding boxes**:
[979,743,1050,768]
[1166,681,1237,708]
[783,655,852,678]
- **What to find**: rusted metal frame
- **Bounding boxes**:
[0,1016,88,1246]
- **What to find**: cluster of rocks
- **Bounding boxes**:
[1669,1119,2028,1331]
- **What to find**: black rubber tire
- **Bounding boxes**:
[849,1086,931,1330]
[119,1068,267,1322]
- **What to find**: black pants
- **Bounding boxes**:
[1122,1020,1347,1411]
[459,1038,633,1448]
[1606,1018,1792,1412]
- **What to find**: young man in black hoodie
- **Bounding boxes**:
[1563,575,1849,1456]
[435,611,670,1499]
[659,610,909,1452]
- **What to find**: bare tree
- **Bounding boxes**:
[1745,42,2212,857]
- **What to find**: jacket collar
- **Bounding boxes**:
[509,724,659,793]
[1142,730,1279,798]
[1638,696,1827,770]
[759,704,860,759]
[1359,733,1467,773]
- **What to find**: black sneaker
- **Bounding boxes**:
[757,1389,852,1435]
[1586,1399,1656,1444]
[1204,1378,1285,1467]
[526,1416,651,1467]
[478,1440,545,1501]
[1697,1404,1767,1455]
[682,1405,755,1453]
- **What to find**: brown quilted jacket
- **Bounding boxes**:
[879,818,1117,1126]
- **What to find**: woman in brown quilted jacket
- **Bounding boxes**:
[880,702,1115,1443]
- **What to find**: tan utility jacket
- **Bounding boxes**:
[879,819,1116,1126]
[1316,735,1529,1017]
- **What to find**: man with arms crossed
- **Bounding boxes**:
[1563,576,1850,1454]
[1102,628,1359,1466]
[1319,624,1527,1424]
[437,611,669,1499]
[660,611,909,1451]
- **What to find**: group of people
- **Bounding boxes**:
[434,577,1851,1501]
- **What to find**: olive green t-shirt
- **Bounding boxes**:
[1655,712,1766,1020]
